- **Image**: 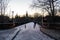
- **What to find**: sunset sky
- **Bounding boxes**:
[6,0,42,17]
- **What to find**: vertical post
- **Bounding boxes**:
[12,11,14,24]
[0,0,3,23]
[1,0,2,15]
[42,9,44,27]
[25,24,26,29]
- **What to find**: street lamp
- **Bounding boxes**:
[12,11,14,24]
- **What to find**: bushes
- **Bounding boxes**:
[44,16,60,23]
[0,24,14,30]
[0,15,10,23]
[43,16,60,29]
[0,15,42,30]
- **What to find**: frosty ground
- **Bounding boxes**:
[0,22,54,40]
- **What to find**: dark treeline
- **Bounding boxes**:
[0,13,42,29]
[0,13,60,30]
[44,16,60,23]
[43,15,60,30]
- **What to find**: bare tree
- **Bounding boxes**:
[0,0,10,15]
[31,0,60,16]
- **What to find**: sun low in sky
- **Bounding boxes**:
[6,0,45,17]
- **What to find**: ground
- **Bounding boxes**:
[40,27,60,40]
[0,22,54,40]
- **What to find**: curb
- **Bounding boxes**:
[11,29,21,40]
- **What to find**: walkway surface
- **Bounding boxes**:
[0,22,54,40]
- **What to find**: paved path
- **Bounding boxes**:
[0,22,54,40]
[14,22,54,40]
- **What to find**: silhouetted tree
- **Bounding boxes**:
[31,0,60,16]
[15,14,20,23]
[0,0,10,15]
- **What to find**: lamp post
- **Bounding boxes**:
[12,11,14,24]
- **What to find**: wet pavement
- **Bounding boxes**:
[0,22,54,40]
